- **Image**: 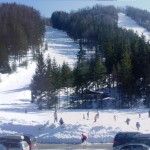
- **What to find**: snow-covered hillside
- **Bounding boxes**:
[118,13,150,41]
[0,14,150,144]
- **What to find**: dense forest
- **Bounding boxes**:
[35,5,150,109]
[0,3,45,73]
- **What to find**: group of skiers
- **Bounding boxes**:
[54,110,150,129]
[83,111,100,122]
[54,109,99,126]
[52,109,150,143]
[83,111,90,120]
[54,110,88,143]
[53,110,64,125]
[114,111,150,130]
[125,117,141,130]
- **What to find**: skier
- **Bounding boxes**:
[139,113,141,118]
[114,115,116,121]
[87,111,89,120]
[81,133,87,143]
[94,113,99,122]
[25,109,27,113]
[83,114,85,119]
[59,117,64,125]
[136,122,140,130]
[96,111,99,119]
[54,110,58,123]
[126,118,130,125]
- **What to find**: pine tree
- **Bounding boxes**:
[0,44,11,73]
[61,61,73,106]
[93,58,106,88]
[0,3,45,73]
[51,58,61,90]
[45,57,58,108]
[77,39,86,64]
[117,47,134,107]
[31,53,46,105]
[73,61,89,93]
[61,61,72,88]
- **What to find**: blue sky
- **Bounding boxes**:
[1,0,132,18]
[0,0,97,18]
[0,0,150,18]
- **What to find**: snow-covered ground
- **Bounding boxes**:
[44,27,79,68]
[0,13,150,144]
[118,13,150,41]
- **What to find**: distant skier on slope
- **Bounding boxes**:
[126,118,130,125]
[59,117,64,125]
[94,113,99,122]
[54,110,58,123]
[139,113,141,118]
[114,115,116,121]
[87,111,89,120]
[83,114,85,119]
[136,121,140,130]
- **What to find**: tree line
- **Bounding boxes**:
[0,3,45,73]
[31,52,107,109]
[31,5,150,109]
[50,5,150,108]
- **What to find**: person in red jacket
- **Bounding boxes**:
[81,133,87,143]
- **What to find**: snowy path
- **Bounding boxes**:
[44,26,79,67]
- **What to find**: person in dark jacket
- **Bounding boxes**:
[54,110,58,123]
[94,113,99,122]
[81,133,87,143]
[114,115,116,121]
[59,117,64,125]
[136,121,140,130]
[87,111,89,120]
[126,118,130,125]
[139,113,141,118]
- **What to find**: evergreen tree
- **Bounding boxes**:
[61,61,73,106]
[93,58,106,88]
[73,61,90,93]
[61,61,73,88]
[117,48,134,107]
[77,39,86,63]
[104,40,115,74]
[45,57,58,108]
[0,3,45,73]
[0,45,11,73]
[51,58,61,90]
[31,53,46,105]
